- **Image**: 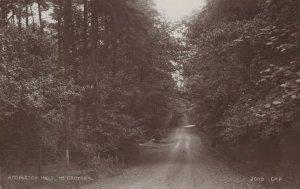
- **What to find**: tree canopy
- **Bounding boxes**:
[0,0,181,167]
[184,0,299,151]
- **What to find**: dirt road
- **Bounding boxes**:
[88,116,264,189]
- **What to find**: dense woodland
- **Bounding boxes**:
[0,0,299,177]
[185,0,300,165]
[0,0,182,168]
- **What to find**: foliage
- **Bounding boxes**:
[0,0,179,166]
[184,0,300,145]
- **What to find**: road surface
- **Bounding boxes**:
[88,116,264,189]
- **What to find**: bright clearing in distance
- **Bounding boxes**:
[153,0,206,21]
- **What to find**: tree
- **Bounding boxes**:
[0,0,179,169]
[184,0,300,162]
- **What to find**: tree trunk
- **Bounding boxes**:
[72,24,81,128]
[37,0,44,33]
[17,6,22,31]
[83,0,88,80]
[83,0,89,122]
[38,144,43,185]
[30,4,35,30]
[1,6,7,27]
[63,110,70,168]
[55,0,63,61]
[25,4,29,28]
[90,0,99,126]
[63,0,73,168]
[12,12,15,25]
[63,0,73,68]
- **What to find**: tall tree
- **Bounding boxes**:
[90,0,99,127]
[25,0,29,27]
[62,0,73,168]
[37,0,44,33]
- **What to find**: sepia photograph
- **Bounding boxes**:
[0,0,299,188]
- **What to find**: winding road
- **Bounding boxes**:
[88,115,264,189]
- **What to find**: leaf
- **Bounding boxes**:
[272,100,282,105]
[265,42,273,45]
